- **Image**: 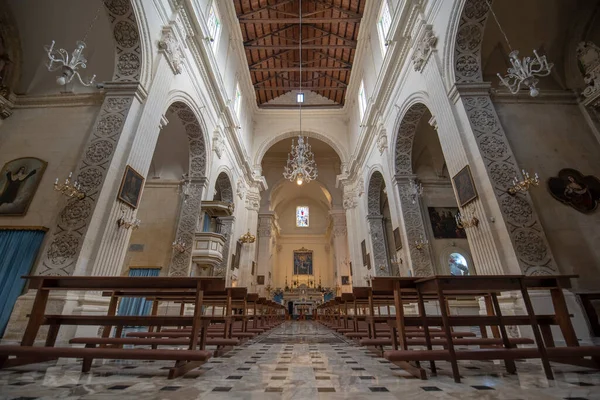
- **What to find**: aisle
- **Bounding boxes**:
[0,321,598,399]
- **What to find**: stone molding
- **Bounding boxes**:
[411,24,437,72]
[158,26,184,75]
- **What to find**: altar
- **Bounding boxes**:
[281,284,325,320]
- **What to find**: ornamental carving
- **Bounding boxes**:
[213,129,224,159]
[113,21,139,48]
[394,104,427,175]
[95,114,125,137]
[217,217,234,273]
[84,140,114,164]
[236,181,245,200]
[104,0,129,15]
[333,226,347,237]
[170,185,203,277]
[158,28,184,75]
[500,195,533,225]
[367,172,385,216]
[116,53,140,76]
[368,217,390,276]
[577,41,600,104]
[342,191,357,210]
[479,135,508,159]
[47,232,80,267]
[377,128,388,154]
[412,25,437,72]
[58,199,93,229]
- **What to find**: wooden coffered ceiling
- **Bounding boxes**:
[233,0,364,107]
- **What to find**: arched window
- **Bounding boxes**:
[296,206,309,227]
[449,253,469,276]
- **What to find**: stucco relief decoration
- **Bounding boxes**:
[398,186,434,276]
[342,190,357,210]
[377,128,388,154]
[577,41,600,106]
[236,181,245,200]
[453,0,556,275]
[105,0,142,82]
[158,28,184,75]
[245,190,260,211]
[548,168,600,213]
[213,129,224,159]
[394,104,427,175]
[412,25,437,72]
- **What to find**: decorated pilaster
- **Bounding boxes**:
[395,175,434,276]
[215,215,235,277]
[341,177,363,285]
[169,177,208,276]
[238,186,260,287]
[256,211,277,296]
[329,209,350,292]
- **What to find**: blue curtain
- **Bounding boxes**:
[118,268,160,317]
[202,214,211,232]
[0,229,46,337]
[323,291,334,302]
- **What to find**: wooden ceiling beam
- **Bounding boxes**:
[312,0,362,19]
[312,72,348,87]
[239,17,361,23]
[238,0,297,19]
[305,24,357,46]
[248,49,294,69]
[243,24,296,46]
[246,44,355,50]
[256,87,346,91]
[250,66,351,71]
[309,50,352,67]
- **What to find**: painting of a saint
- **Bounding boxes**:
[548,169,600,213]
[0,157,47,216]
[293,248,313,275]
[452,165,478,207]
[428,207,466,239]
[117,165,144,209]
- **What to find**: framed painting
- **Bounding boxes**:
[452,165,478,207]
[547,168,600,213]
[427,207,466,239]
[257,275,265,285]
[251,261,256,276]
[117,165,144,209]
[349,262,352,276]
[393,227,402,250]
[366,254,371,270]
[233,240,242,269]
[341,276,350,285]
[0,157,47,216]
[361,240,367,266]
[293,247,313,275]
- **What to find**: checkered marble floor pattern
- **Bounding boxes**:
[1,321,599,399]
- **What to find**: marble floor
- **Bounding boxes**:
[1,321,599,399]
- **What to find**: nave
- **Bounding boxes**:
[1,321,599,400]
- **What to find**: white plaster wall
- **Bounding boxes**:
[0,105,99,229]
[495,100,600,289]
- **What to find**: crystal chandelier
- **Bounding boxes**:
[402,179,423,204]
[283,0,318,186]
[44,5,102,87]
[485,0,553,97]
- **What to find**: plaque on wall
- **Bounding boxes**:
[366,254,371,270]
[233,240,242,269]
[251,261,256,275]
[393,228,402,250]
[257,275,265,285]
[341,276,350,285]
[349,262,353,276]
[361,240,367,266]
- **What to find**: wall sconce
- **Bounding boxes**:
[414,234,429,251]
[365,274,373,286]
[230,275,238,287]
[239,230,256,244]
[54,172,85,200]
[117,209,141,230]
[172,238,186,253]
[455,208,479,229]
[507,169,539,195]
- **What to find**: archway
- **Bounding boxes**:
[366,171,393,276]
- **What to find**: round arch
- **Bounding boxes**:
[214,171,234,203]
[366,170,386,216]
[392,101,433,176]
[254,129,348,167]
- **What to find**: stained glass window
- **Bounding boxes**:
[449,253,469,276]
[296,206,309,227]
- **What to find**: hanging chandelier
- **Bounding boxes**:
[44,4,103,88]
[485,0,553,97]
[283,0,317,186]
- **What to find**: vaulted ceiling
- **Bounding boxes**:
[233,0,364,108]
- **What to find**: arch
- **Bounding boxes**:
[214,172,234,203]
[393,102,431,175]
[269,177,333,211]
[166,100,208,179]
[254,129,347,167]
[367,170,386,216]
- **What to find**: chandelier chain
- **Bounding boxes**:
[484,0,513,52]
[83,4,104,43]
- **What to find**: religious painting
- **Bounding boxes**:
[361,240,367,266]
[341,276,350,285]
[349,262,353,276]
[393,227,402,250]
[0,157,47,216]
[117,165,144,209]
[233,240,242,269]
[452,165,478,207]
[257,275,265,285]
[293,247,313,275]
[548,168,600,214]
[427,207,466,239]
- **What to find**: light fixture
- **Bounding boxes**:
[172,238,186,253]
[54,172,85,200]
[239,230,256,244]
[402,179,423,204]
[117,209,141,230]
[283,0,318,186]
[455,208,479,229]
[507,169,539,195]
[44,5,102,88]
[485,0,553,97]
[414,234,429,251]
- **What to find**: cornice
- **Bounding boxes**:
[14,92,105,108]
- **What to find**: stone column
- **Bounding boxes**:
[395,175,434,276]
[169,177,208,276]
[329,209,350,292]
[256,212,276,296]
[343,184,365,286]
[215,215,235,277]
[238,187,260,287]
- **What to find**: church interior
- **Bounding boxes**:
[1,0,600,398]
